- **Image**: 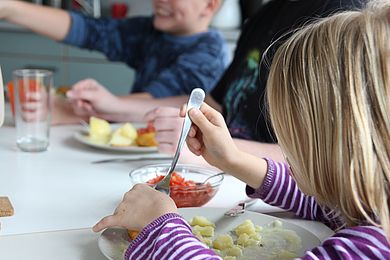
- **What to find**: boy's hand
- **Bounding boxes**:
[93,184,178,233]
[186,103,240,171]
[66,79,119,117]
[144,107,184,154]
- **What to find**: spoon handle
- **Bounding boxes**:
[175,88,205,162]
[154,88,205,194]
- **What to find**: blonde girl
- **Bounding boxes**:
[93,3,390,259]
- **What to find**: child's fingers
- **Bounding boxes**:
[186,136,202,156]
[92,215,117,232]
[179,104,187,117]
[188,107,215,134]
[188,125,198,138]
[144,107,180,121]
[198,103,226,127]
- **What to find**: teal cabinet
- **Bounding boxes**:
[0,30,134,95]
[66,61,134,95]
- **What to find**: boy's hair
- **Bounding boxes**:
[267,2,390,239]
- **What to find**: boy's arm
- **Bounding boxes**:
[247,159,343,230]
[62,13,148,63]
[0,1,70,40]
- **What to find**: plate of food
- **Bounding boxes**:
[73,117,158,153]
[98,207,325,260]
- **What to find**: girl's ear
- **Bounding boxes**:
[0,67,4,127]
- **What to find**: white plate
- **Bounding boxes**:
[98,207,322,260]
[73,123,158,153]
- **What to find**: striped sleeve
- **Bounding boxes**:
[246,158,342,230]
[125,213,221,260]
[300,226,390,259]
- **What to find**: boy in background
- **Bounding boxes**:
[0,0,228,123]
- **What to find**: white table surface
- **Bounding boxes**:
[0,112,333,259]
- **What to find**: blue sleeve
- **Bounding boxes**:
[62,12,153,66]
[145,35,229,98]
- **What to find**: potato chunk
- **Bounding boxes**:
[213,234,234,250]
[190,216,216,227]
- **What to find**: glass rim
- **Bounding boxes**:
[129,163,224,187]
[13,69,53,78]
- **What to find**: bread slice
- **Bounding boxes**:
[0,196,14,217]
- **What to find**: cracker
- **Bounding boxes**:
[0,196,14,217]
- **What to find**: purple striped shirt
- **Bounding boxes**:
[125,159,390,259]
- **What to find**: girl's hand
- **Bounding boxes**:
[93,184,178,232]
[186,103,240,171]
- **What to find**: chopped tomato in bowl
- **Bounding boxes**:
[129,164,223,208]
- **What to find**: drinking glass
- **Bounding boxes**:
[13,69,52,152]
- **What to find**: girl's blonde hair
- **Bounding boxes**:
[267,3,390,239]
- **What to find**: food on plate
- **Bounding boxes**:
[89,116,112,144]
[213,234,235,250]
[87,117,157,147]
[146,172,216,207]
[189,216,302,260]
[136,123,158,147]
[55,86,71,97]
[127,229,140,240]
[190,216,216,227]
[109,123,138,146]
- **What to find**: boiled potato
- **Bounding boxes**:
[192,225,215,237]
[213,234,234,250]
[190,216,216,227]
[224,246,242,257]
[109,123,138,146]
[89,117,111,144]
[234,219,256,236]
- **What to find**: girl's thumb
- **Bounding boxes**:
[188,108,213,133]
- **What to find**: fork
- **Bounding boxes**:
[224,198,257,217]
[153,88,205,195]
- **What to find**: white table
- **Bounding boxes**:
[0,113,333,259]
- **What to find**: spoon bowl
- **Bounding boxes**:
[197,172,225,185]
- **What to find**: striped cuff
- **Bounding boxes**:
[62,11,87,46]
[246,158,276,199]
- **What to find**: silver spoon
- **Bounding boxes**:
[197,172,225,186]
[153,88,205,195]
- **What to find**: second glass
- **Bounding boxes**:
[13,69,52,152]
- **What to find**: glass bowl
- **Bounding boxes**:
[129,164,224,207]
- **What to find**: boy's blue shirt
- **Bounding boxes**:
[63,12,229,97]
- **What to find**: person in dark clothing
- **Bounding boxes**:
[211,0,365,142]
[146,0,366,164]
